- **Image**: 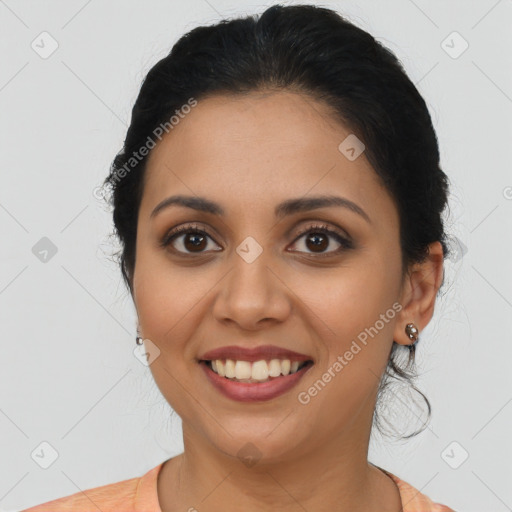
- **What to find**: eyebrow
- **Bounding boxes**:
[150,194,371,224]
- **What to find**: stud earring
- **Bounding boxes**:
[135,326,143,345]
[405,323,419,345]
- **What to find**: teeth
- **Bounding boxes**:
[225,359,236,378]
[268,359,282,377]
[234,360,252,379]
[216,360,225,377]
[251,360,269,380]
[208,358,308,381]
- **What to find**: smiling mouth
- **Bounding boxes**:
[199,359,314,383]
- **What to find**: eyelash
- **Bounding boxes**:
[160,222,354,257]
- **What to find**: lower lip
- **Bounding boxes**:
[200,361,314,402]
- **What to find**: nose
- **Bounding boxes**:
[212,251,292,330]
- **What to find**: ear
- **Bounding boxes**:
[393,241,445,346]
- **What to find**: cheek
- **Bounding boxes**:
[303,253,400,366]
[297,268,397,420]
[132,250,210,417]
[132,246,208,353]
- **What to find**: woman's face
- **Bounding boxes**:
[132,90,417,463]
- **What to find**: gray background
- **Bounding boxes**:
[1,0,511,510]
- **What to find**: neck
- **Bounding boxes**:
[157,415,402,512]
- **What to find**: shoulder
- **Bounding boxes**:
[19,478,139,512]
[20,462,164,512]
[379,467,456,512]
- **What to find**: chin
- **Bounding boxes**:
[207,428,308,467]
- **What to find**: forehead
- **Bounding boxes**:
[141,90,394,223]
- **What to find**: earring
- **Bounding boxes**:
[135,326,143,345]
[405,323,419,345]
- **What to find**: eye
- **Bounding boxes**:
[160,223,221,255]
[288,223,354,257]
[160,222,354,257]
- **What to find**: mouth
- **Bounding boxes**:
[198,358,315,402]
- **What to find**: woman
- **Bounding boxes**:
[23,4,456,511]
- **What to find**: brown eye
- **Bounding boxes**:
[161,224,221,255]
[182,232,208,252]
[304,232,329,252]
[289,223,353,256]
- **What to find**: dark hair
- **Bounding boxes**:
[102,3,451,439]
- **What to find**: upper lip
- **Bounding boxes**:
[199,345,314,363]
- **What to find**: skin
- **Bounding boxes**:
[131,90,444,512]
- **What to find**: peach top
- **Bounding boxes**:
[21,461,455,511]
